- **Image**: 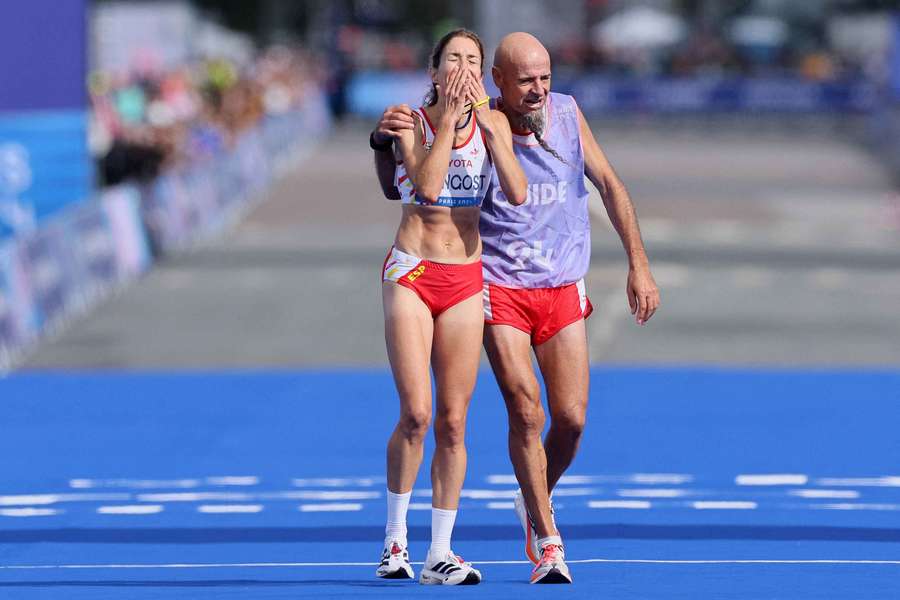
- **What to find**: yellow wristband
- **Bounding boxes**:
[472,96,490,109]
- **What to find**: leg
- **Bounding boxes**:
[484,324,556,539]
[534,319,589,492]
[430,292,483,510]
[383,282,434,495]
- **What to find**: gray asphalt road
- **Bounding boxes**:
[24,119,900,369]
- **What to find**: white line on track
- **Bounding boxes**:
[589,500,652,509]
[97,505,164,515]
[197,504,264,514]
[736,474,808,486]
[206,476,260,486]
[2,559,899,570]
[692,501,757,510]
[0,508,62,517]
[816,477,900,488]
[789,489,861,499]
[298,503,363,512]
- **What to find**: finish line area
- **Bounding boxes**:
[1,368,898,599]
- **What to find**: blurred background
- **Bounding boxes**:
[1,0,899,370]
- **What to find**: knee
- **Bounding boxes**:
[505,383,545,437]
[551,408,585,441]
[434,409,467,449]
[398,407,431,442]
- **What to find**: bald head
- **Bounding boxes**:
[494,32,550,71]
[491,32,552,118]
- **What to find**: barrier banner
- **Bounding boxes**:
[347,71,877,118]
[141,106,329,255]
[20,222,73,330]
[0,242,36,361]
[0,0,91,232]
[892,13,900,101]
[102,185,152,277]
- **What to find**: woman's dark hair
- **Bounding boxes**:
[424,28,484,107]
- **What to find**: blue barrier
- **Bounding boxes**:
[0,90,333,371]
[0,184,150,370]
[346,71,878,118]
[142,99,331,255]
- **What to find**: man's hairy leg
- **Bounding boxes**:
[535,320,589,492]
[484,324,556,538]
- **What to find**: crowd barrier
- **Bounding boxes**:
[0,90,332,372]
[346,71,878,118]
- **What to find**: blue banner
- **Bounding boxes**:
[892,13,900,101]
[347,71,878,118]
[0,0,87,112]
[0,0,90,238]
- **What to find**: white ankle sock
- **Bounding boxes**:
[385,489,411,546]
[428,507,457,558]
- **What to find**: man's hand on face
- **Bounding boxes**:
[374,104,416,145]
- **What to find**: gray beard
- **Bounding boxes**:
[513,104,568,165]
[517,107,545,137]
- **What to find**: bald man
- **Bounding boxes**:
[371,32,659,584]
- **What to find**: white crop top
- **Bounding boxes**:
[394,107,492,208]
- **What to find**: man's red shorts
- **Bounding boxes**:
[483,280,593,346]
[382,246,483,317]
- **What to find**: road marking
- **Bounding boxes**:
[3,558,899,570]
[292,477,380,488]
[812,503,900,511]
[206,476,260,486]
[692,501,757,510]
[815,477,900,487]
[0,508,61,517]
[70,479,200,489]
[0,493,130,506]
[617,489,690,498]
[486,473,693,486]
[736,474,808,486]
[788,489,860,499]
[298,503,363,512]
[97,505,164,515]
[589,500,652,509]
[197,504,264,514]
[137,492,253,502]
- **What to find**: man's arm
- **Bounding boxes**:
[371,104,417,200]
[577,105,660,325]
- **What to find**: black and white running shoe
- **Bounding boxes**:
[375,540,414,579]
[419,551,482,585]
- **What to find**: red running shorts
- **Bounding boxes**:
[382,246,483,317]
[483,280,593,346]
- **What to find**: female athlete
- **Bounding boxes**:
[374,28,526,586]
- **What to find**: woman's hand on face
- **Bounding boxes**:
[466,75,490,119]
[438,66,471,122]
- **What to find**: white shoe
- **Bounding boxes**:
[419,550,482,585]
[375,540,414,579]
[514,489,540,564]
[530,542,572,584]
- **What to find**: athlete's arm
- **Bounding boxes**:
[469,79,527,206]
[577,105,660,325]
[372,104,416,200]
[405,67,470,204]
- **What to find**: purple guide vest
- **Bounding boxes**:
[480,92,590,288]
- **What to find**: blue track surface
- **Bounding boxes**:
[1,368,899,598]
